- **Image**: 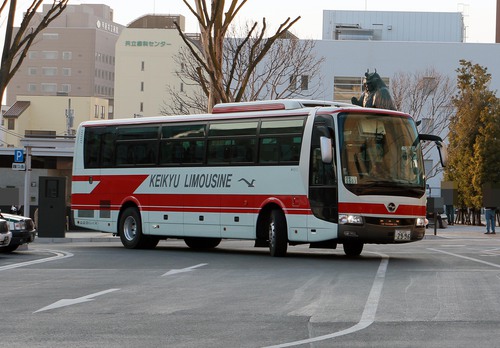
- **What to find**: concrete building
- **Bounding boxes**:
[6,4,124,117]
[2,95,109,148]
[323,10,464,42]
[315,10,500,195]
[114,14,202,118]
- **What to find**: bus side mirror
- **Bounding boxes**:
[435,141,448,167]
[320,136,333,164]
[419,133,447,167]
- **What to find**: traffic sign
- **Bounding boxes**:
[12,163,26,171]
[14,149,24,163]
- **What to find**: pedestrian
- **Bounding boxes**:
[484,207,496,234]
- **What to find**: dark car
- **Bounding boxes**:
[0,212,36,252]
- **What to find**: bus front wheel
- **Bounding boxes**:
[343,241,363,257]
[119,207,158,249]
[268,209,288,257]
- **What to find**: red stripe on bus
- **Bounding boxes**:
[71,193,312,214]
[338,202,425,216]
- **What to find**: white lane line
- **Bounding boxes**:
[264,252,389,348]
[0,249,73,272]
[428,248,500,268]
[162,263,208,276]
[34,288,120,313]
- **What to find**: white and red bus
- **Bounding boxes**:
[71,100,445,257]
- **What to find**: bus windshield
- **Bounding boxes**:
[338,112,425,198]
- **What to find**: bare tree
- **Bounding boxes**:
[391,68,456,179]
[162,25,324,115]
[174,0,300,112]
[0,0,68,104]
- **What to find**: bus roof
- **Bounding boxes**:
[80,99,409,128]
[211,99,355,114]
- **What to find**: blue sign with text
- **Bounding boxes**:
[14,149,24,163]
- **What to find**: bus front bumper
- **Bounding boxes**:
[338,222,425,244]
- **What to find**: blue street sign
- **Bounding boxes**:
[14,149,24,163]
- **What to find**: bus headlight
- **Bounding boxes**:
[339,214,363,225]
[416,217,426,227]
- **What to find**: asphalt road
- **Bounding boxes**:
[1,236,500,348]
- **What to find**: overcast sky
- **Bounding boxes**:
[73,0,496,43]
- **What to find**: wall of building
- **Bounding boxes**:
[311,40,500,195]
[7,4,123,109]
[4,96,109,148]
[114,28,202,118]
[323,10,464,42]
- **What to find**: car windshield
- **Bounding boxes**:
[338,112,425,198]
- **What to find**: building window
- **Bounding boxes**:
[301,75,309,91]
[140,102,144,112]
[41,83,57,93]
[42,67,57,76]
[333,75,391,103]
[289,75,297,90]
[180,83,184,92]
[27,84,36,92]
[8,119,15,130]
[140,82,144,92]
[141,61,145,71]
[62,51,72,60]
[60,84,71,93]
[42,51,58,59]
[28,67,37,75]
[95,105,99,118]
[28,51,38,59]
[101,106,105,119]
[62,68,71,76]
[43,33,59,40]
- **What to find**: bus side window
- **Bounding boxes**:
[84,129,100,168]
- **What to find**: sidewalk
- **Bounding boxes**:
[424,223,498,239]
[31,224,498,244]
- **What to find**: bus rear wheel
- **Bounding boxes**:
[268,209,288,257]
[119,207,159,249]
[184,237,221,250]
[343,241,363,257]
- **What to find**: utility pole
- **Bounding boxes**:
[65,98,74,135]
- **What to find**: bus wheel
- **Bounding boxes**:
[343,241,363,257]
[184,237,221,250]
[268,209,288,257]
[119,207,158,249]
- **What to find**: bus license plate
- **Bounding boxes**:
[395,230,411,241]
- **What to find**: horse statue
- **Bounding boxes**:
[351,70,395,110]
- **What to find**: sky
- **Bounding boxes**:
[69,0,497,43]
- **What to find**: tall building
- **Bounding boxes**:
[114,14,202,118]
[6,4,124,118]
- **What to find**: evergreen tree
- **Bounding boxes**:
[446,60,500,223]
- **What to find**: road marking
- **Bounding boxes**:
[0,249,73,272]
[263,252,389,348]
[162,263,208,276]
[429,248,500,268]
[34,288,120,313]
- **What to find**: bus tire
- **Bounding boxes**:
[268,209,288,257]
[184,237,221,250]
[343,241,363,257]
[119,207,158,249]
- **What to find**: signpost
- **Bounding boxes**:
[12,163,26,171]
